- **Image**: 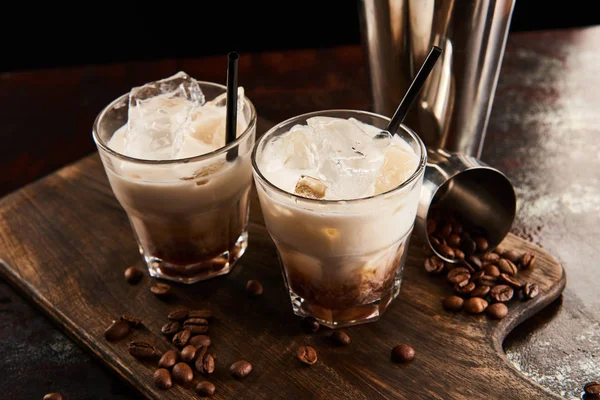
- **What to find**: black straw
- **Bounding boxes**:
[225,51,239,161]
[386,46,442,135]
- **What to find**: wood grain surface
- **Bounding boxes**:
[0,149,565,399]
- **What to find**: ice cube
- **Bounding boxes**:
[281,125,318,169]
[125,72,205,160]
[374,143,419,194]
[306,117,388,199]
[295,175,327,199]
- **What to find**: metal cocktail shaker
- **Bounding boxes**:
[359,0,515,157]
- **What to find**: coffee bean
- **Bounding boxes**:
[246,280,263,297]
[470,285,490,298]
[500,273,523,289]
[464,297,488,314]
[462,260,476,273]
[447,267,470,285]
[331,330,351,346]
[296,346,318,365]
[452,221,463,234]
[498,259,518,276]
[128,340,157,359]
[172,329,191,347]
[493,246,505,255]
[168,309,189,321]
[454,248,465,260]
[124,266,143,285]
[104,319,130,341]
[120,314,142,328]
[520,252,536,270]
[195,353,215,374]
[521,282,539,300]
[189,309,213,319]
[502,249,522,264]
[158,350,179,369]
[438,243,455,259]
[151,282,171,298]
[448,234,461,247]
[467,255,482,270]
[189,335,211,348]
[180,345,197,363]
[43,393,63,400]
[481,251,500,266]
[427,219,436,235]
[490,284,514,302]
[300,317,320,333]
[584,381,600,397]
[424,256,445,274]
[430,235,441,247]
[183,318,209,334]
[486,303,509,320]
[172,362,194,384]
[475,237,489,252]
[196,381,216,397]
[477,275,497,286]
[391,344,415,362]
[461,237,477,257]
[440,222,453,238]
[153,368,172,390]
[229,360,252,379]
[455,281,476,296]
[471,270,485,282]
[161,321,181,336]
[483,264,500,277]
[442,296,464,311]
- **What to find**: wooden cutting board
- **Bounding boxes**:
[0,152,565,399]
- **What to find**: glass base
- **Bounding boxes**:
[288,277,402,329]
[145,231,248,284]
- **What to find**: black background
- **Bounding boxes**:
[1,1,598,72]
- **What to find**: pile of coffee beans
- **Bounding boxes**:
[424,210,540,320]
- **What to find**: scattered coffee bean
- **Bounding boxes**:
[471,270,485,282]
[153,368,172,390]
[584,381,600,397]
[43,393,63,400]
[502,249,522,264]
[189,335,211,348]
[464,297,488,314]
[475,237,489,252]
[430,236,441,247]
[172,362,194,384]
[470,285,490,298]
[158,350,179,369]
[499,273,523,289]
[124,266,143,285]
[391,344,415,363]
[440,222,453,238]
[331,330,351,346]
[120,314,142,328]
[196,381,216,397]
[486,303,509,320]
[483,264,500,278]
[520,252,536,270]
[180,345,197,363]
[424,255,445,274]
[195,353,215,374]
[477,275,497,286]
[442,296,464,311]
[189,309,213,319]
[447,267,471,285]
[448,234,461,247]
[455,281,476,296]
[452,221,463,234]
[490,285,514,303]
[296,346,318,365]
[467,255,482,270]
[128,340,157,359]
[454,248,465,260]
[161,321,181,336]
[521,282,539,300]
[438,243,455,259]
[493,246,505,255]
[150,282,171,299]
[246,280,263,297]
[461,237,477,257]
[104,319,130,341]
[300,317,320,333]
[229,360,252,379]
[168,309,189,321]
[498,258,518,276]
[183,318,209,334]
[427,219,436,235]
[481,252,500,266]
[462,260,476,273]
[172,329,191,347]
